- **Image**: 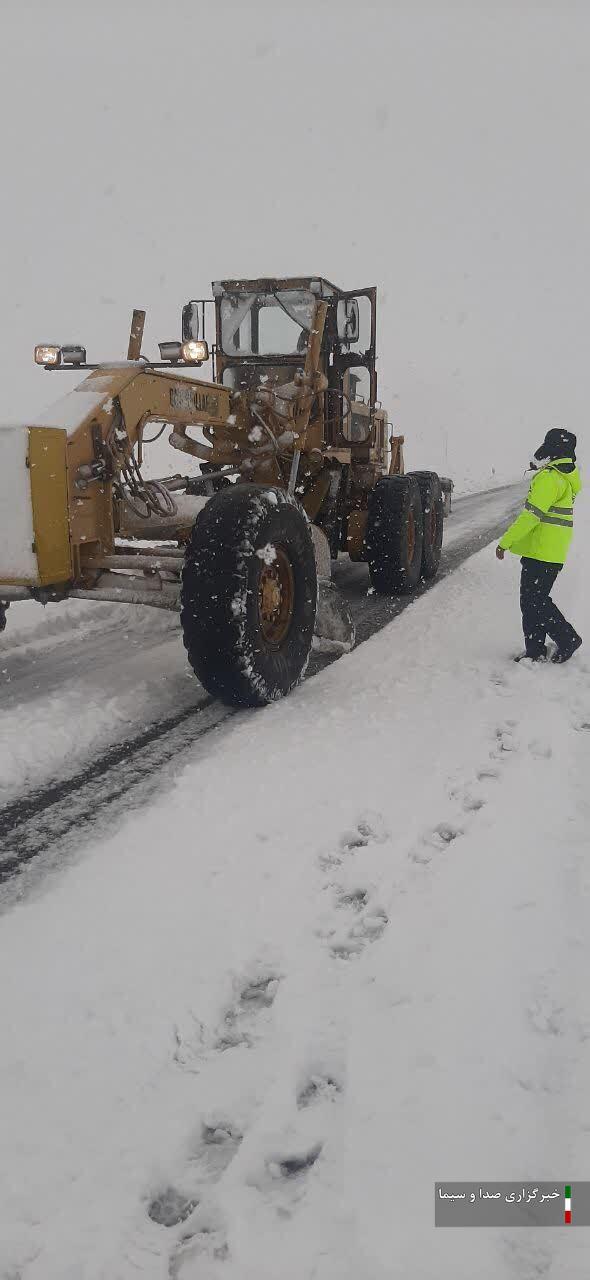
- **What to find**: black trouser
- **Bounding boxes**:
[520,557,579,657]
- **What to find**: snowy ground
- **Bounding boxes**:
[0,493,588,1280]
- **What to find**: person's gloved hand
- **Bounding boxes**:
[496,546,505,560]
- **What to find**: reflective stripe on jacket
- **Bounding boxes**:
[499,458,581,564]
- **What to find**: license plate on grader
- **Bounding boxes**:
[0,278,447,707]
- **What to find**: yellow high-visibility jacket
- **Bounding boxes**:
[499,458,581,564]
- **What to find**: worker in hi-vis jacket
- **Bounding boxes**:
[496,428,582,663]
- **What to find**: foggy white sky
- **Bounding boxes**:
[1,0,589,491]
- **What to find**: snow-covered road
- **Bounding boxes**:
[0,484,524,889]
[0,481,588,1279]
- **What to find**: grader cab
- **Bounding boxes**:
[0,277,447,706]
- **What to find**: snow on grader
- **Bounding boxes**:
[0,278,449,706]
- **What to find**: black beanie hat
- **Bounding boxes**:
[534,428,577,461]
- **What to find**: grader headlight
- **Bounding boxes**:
[34,344,61,366]
[61,345,86,365]
[181,339,209,365]
[158,341,183,363]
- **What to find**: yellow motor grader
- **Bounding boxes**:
[0,278,447,706]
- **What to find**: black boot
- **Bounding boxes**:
[551,635,582,664]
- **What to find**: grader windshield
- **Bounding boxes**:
[219,288,316,357]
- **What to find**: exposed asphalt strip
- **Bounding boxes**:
[0,488,522,891]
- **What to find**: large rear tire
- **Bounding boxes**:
[181,485,317,707]
[365,476,424,594]
[408,471,444,579]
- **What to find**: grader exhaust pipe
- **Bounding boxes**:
[127,309,146,361]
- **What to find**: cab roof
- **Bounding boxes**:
[213,276,344,298]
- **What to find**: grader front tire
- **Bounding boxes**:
[181,485,317,707]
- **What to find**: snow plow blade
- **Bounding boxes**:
[314,581,355,654]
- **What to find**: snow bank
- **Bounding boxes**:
[0,497,588,1279]
[1,598,116,648]
[0,597,172,653]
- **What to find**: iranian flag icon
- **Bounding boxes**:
[564,1185,572,1225]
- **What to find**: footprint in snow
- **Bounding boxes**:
[148,1187,198,1229]
[318,812,388,870]
[190,1119,243,1178]
[411,718,523,864]
[215,975,280,1050]
[330,903,389,958]
[170,1217,230,1280]
[269,1142,323,1178]
[410,818,465,865]
[478,765,501,781]
[341,825,373,852]
[239,976,279,1008]
[296,1073,343,1110]
[340,812,389,853]
[245,1139,325,1219]
[167,1126,244,1276]
[461,791,486,813]
[147,1120,242,1229]
[492,723,519,756]
[428,821,463,847]
[338,887,369,910]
